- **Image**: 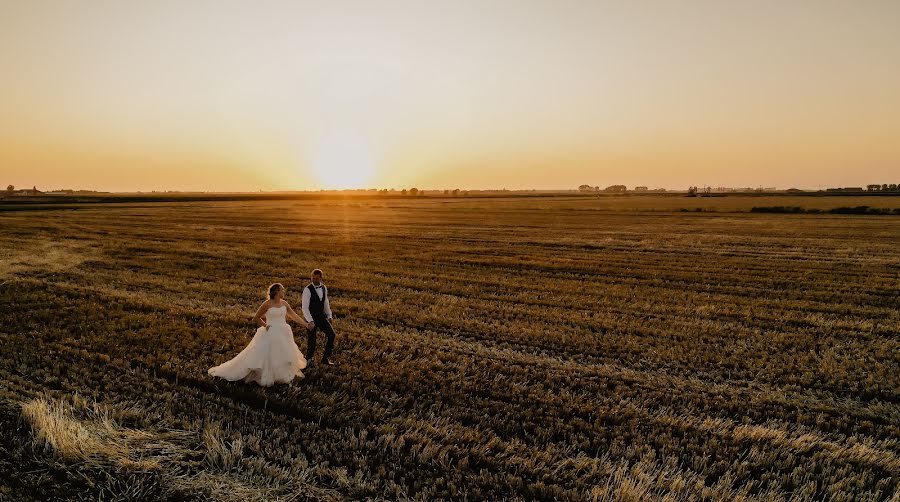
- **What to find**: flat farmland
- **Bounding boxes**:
[0,196,898,501]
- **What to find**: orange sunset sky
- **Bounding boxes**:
[1,0,899,192]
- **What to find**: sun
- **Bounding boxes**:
[310,133,377,189]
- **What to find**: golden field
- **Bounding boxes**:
[0,195,898,501]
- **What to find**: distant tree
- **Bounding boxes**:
[409,188,419,196]
[883,184,890,191]
[401,188,408,196]
[603,185,627,193]
[891,184,899,192]
[578,184,594,193]
[462,190,470,196]
[867,184,881,192]
[452,188,460,197]
[444,189,450,195]
[687,186,698,196]
[5,185,13,192]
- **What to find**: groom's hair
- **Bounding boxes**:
[311,269,323,278]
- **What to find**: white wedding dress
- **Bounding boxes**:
[208,305,307,386]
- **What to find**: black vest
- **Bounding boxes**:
[307,284,327,318]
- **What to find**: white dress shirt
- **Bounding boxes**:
[301,283,332,322]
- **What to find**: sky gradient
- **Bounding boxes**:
[1,0,899,191]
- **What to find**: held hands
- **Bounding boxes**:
[305,321,315,330]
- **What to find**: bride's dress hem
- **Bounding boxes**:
[208,306,307,387]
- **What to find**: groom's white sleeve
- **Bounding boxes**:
[301,287,313,322]
[324,287,332,319]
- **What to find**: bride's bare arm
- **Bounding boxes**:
[252,300,270,328]
[283,302,304,324]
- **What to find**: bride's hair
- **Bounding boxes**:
[267,283,284,300]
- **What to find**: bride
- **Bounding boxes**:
[208,283,308,386]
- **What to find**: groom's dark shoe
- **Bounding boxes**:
[322,358,336,366]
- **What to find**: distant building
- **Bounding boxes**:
[11,186,42,196]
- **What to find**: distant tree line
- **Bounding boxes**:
[578,184,629,193]
[578,184,900,195]
[396,188,469,196]
[822,185,899,193]
[865,184,899,192]
[687,186,712,196]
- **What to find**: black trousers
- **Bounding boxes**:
[306,317,336,361]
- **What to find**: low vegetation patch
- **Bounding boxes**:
[751,205,900,215]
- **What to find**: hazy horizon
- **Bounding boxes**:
[4,184,880,194]
[2,0,899,192]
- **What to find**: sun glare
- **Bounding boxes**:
[311,133,377,189]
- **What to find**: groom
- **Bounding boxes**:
[301,269,337,366]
